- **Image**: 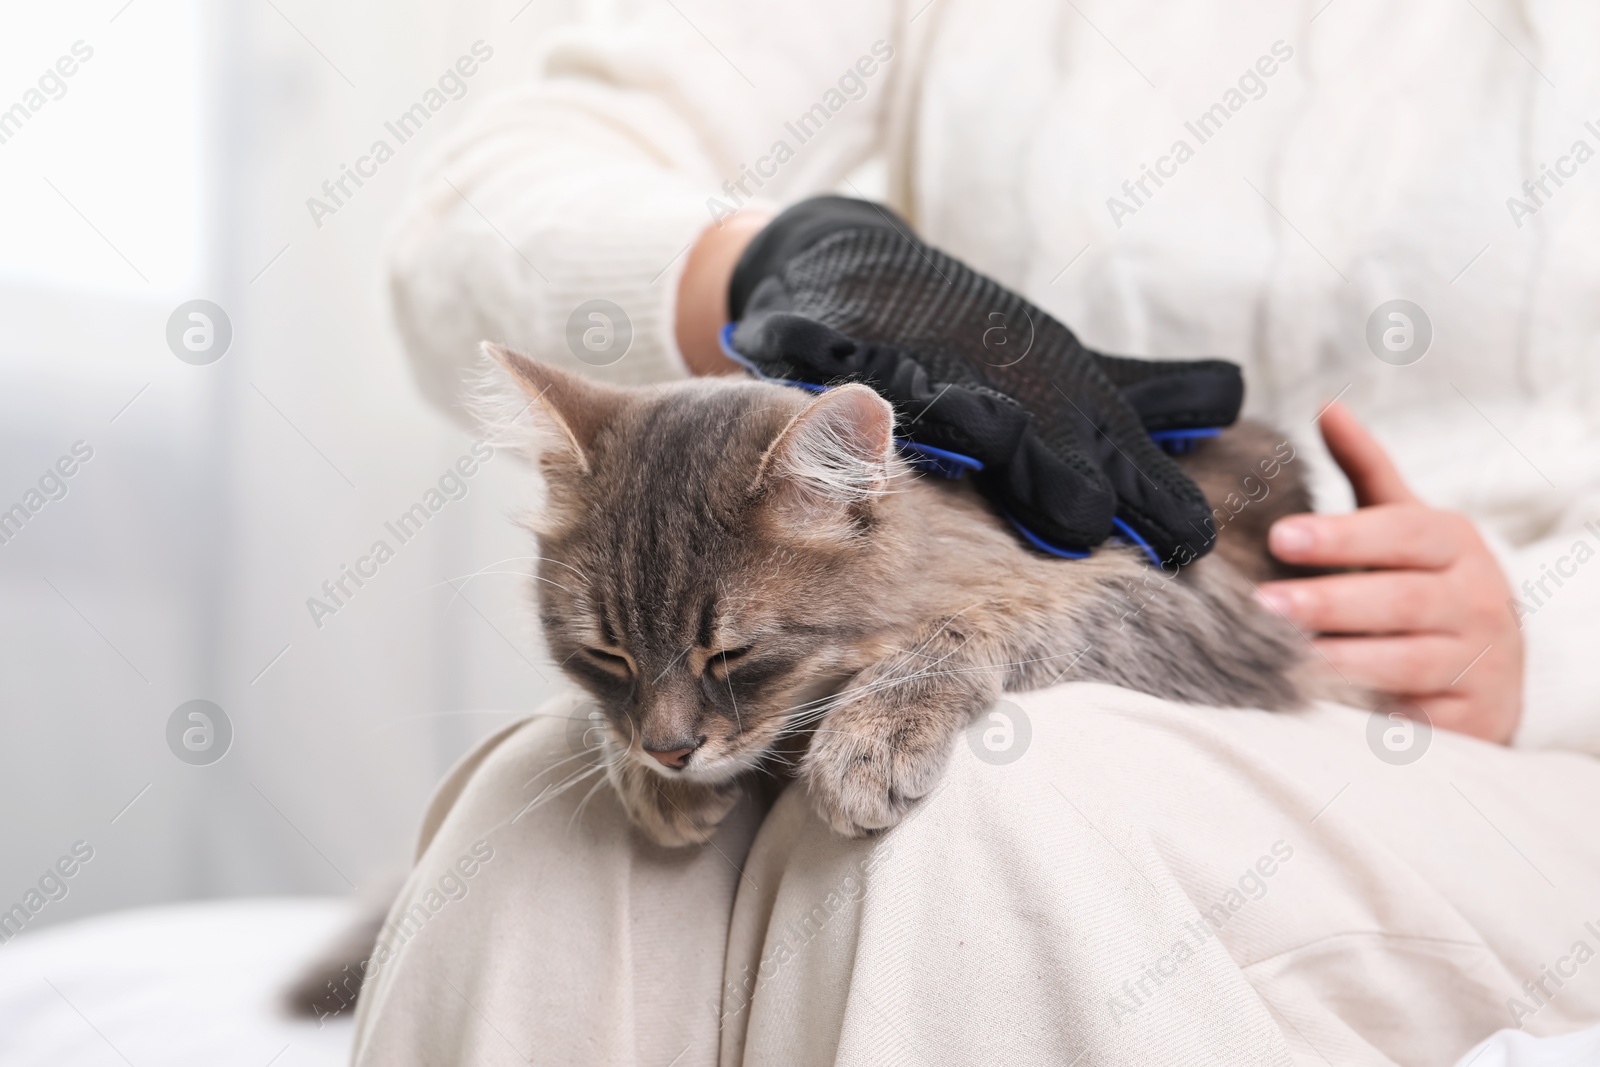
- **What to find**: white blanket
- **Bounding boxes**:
[0,898,354,1067]
[1459,1025,1600,1067]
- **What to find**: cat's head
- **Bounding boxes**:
[482,344,908,785]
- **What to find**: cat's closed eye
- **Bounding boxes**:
[580,647,633,676]
[705,646,753,678]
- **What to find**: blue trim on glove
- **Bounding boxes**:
[721,323,1188,567]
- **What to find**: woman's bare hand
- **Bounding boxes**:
[1256,402,1524,743]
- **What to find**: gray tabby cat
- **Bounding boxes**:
[485,343,1327,847]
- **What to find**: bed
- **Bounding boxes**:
[0,898,355,1066]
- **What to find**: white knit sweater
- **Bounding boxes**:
[387,0,1600,751]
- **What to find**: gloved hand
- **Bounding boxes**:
[726,195,1243,564]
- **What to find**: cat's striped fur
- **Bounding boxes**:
[486,345,1327,845]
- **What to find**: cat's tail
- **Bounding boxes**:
[280,879,401,1023]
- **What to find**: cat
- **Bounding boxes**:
[283,342,1334,1017]
[480,342,1332,847]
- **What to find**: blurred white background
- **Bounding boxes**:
[0,0,599,932]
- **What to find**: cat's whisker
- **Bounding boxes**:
[525,574,579,594]
[764,681,858,721]
[652,645,692,685]
[806,726,906,760]
[716,579,744,732]
[857,633,979,694]
[524,767,604,825]
[521,756,603,798]
[514,762,608,824]
[568,772,615,832]
[873,607,981,668]
[771,690,853,725]
[435,557,575,584]
[780,664,940,719]
[522,735,629,793]
[519,747,602,791]
[553,645,589,671]
[402,572,569,603]
[435,555,583,611]
[525,555,592,582]
[781,640,1112,739]
[779,649,983,730]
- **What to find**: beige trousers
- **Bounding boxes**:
[349,685,1600,1066]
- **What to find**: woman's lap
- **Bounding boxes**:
[347,691,766,1065]
[351,686,1600,1066]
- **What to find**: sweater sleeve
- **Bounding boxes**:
[387,4,901,421]
[1488,520,1600,757]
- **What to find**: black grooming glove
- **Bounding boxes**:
[728,196,1242,563]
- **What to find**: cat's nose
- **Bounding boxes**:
[645,738,703,769]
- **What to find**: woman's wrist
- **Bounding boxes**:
[673,211,774,376]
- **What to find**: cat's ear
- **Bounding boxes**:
[754,384,896,537]
[476,342,625,475]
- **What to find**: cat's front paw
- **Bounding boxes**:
[609,758,741,848]
[803,704,956,837]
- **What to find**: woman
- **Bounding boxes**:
[353,2,1600,1062]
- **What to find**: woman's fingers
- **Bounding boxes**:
[1317,401,1418,507]
[1269,504,1463,570]
[1312,634,1467,693]
[1256,570,1456,634]
[1261,403,1523,744]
